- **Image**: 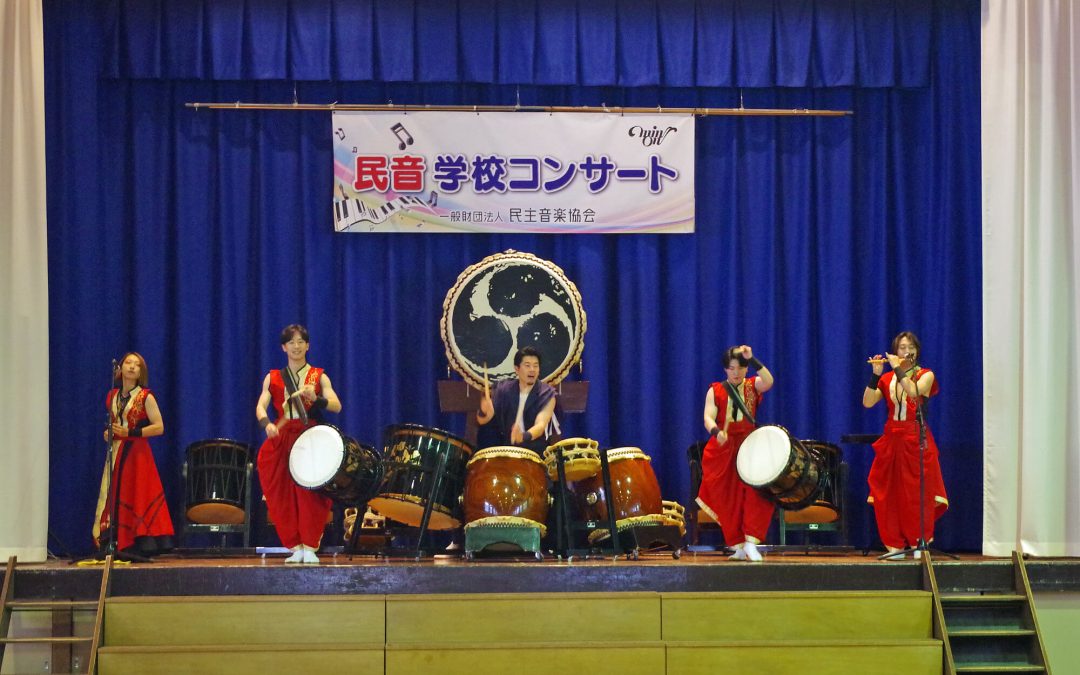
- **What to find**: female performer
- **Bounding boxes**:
[863,331,948,557]
[697,345,775,562]
[93,352,174,555]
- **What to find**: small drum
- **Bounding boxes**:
[736,425,824,512]
[573,447,663,530]
[368,424,474,530]
[462,447,550,535]
[543,437,601,482]
[661,500,687,536]
[289,425,381,506]
[782,440,842,524]
[185,439,250,525]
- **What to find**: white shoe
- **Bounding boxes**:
[301,549,320,564]
[744,541,763,562]
[728,548,747,561]
[884,546,905,561]
[284,550,304,564]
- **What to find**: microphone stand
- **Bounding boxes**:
[879,383,957,561]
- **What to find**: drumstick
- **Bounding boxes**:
[483,362,490,398]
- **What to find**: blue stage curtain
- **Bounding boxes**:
[46,0,981,554]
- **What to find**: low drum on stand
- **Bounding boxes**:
[782,440,842,524]
[543,437,601,482]
[463,447,550,535]
[736,425,825,512]
[368,424,474,530]
[185,439,250,525]
[289,425,381,505]
[572,447,664,544]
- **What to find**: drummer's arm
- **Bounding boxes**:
[752,363,774,393]
[256,374,279,438]
[318,374,342,413]
[476,389,494,425]
[524,397,556,442]
[702,389,726,442]
[139,394,165,438]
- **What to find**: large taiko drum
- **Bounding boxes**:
[462,447,550,535]
[572,447,663,535]
[736,425,825,511]
[288,425,382,506]
[441,250,587,389]
[368,424,474,530]
[185,439,250,525]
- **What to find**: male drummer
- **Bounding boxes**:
[697,345,774,562]
[477,346,559,454]
[255,324,341,564]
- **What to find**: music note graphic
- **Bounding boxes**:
[390,123,414,151]
[335,127,346,141]
[428,191,438,207]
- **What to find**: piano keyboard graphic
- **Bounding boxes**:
[334,194,431,232]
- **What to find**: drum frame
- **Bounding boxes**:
[180,439,253,549]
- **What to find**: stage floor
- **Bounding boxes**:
[9,550,1080,598]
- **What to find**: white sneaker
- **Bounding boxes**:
[744,541,763,562]
[728,548,747,561]
[301,549,320,564]
[884,546,905,561]
[284,549,304,564]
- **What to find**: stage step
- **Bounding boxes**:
[934,552,1051,674]
[663,590,933,641]
[385,641,666,674]
[666,639,943,675]
[386,591,660,643]
[96,643,384,675]
[103,595,385,646]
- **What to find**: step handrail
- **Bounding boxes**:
[1014,551,1051,674]
[87,555,114,675]
[921,552,958,675]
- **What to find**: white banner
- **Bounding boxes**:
[332,111,695,234]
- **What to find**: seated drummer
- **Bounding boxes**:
[255,324,341,564]
[477,346,560,454]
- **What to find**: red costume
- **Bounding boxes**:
[257,366,332,550]
[94,387,174,554]
[696,378,774,546]
[868,369,948,549]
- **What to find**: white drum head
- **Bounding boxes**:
[289,425,344,488]
[736,426,792,487]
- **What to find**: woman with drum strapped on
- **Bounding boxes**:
[94,352,175,556]
[697,345,774,562]
[255,324,341,564]
[863,331,948,559]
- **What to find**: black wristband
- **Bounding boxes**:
[522,430,533,442]
[312,396,328,412]
[128,426,142,437]
[712,426,724,438]
[893,366,907,380]
[867,373,881,390]
[748,356,764,370]
[258,417,271,429]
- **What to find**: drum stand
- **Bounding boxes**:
[878,400,957,561]
[552,447,682,560]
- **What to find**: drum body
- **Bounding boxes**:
[289,424,381,506]
[783,441,842,524]
[736,425,823,511]
[185,439,250,525]
[572,448,663,524]
[463,447,549,531]
[368,424,474,530]
[543,437,601,482]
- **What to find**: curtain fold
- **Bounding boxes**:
[102,0,933,87]
[2,0,49,561]
[982,0,1080,557]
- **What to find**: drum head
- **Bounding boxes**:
[289,425,344,489]
[441,250,586,389]
[736,425,792,487]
